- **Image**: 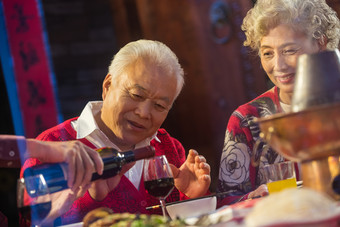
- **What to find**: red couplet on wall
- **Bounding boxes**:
[2,0,59,137]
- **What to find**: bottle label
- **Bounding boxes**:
[24,163,68,194]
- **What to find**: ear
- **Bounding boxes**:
[102,74,112,100]
[318,35,328,51]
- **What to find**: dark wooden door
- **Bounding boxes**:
[109,0,268,191]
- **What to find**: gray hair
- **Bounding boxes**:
[242,0,340,52]
[108,39,185,98]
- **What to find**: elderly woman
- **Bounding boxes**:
[217,0,340,206]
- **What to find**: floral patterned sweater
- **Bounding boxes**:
[217,86,294,207]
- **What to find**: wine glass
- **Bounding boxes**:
[144,155,174,218]
[17,174,52,226]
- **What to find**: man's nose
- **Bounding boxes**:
[135,101,152,119]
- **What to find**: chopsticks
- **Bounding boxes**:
[145,191,231,210]
[146,204,163,210]
[147,182,305,210]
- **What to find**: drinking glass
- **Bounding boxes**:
[17,174,52,226]
[263,161,297,194]
[144,155,174,218]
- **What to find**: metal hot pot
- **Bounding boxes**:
[255,50,340,200]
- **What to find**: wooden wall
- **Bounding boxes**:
[41,0,117,117]
[108,0,268,191]
[2,1,340,226]
[41,0,340,191]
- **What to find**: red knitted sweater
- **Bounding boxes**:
[21,117,189,225]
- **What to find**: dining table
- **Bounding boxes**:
[57,186,340,227]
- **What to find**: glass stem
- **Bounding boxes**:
[159,198,167,218]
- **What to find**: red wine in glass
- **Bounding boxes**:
[144,177,174,198]
[144,155,174,218]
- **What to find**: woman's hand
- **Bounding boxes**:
[26,139,104,190]
[248,184,269,199]
[170,149,211,198]
[19,139,104,225]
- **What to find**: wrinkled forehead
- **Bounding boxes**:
[123,60,177,91]
[257,23,310,51]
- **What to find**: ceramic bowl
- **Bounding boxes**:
[166,195,217,220]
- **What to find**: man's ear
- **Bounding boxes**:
[102,74,111,100]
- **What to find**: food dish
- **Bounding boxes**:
[259,209,340,227]
[245,188,339,227]
[59,188,340,227]
[78,207,186,227]
[86,213,185,227]
[184,188,340,227]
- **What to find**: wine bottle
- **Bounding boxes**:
[23,146,155,195]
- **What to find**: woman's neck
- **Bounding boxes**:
[279,90,293,105]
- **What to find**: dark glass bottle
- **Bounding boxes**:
[23,146,155,195]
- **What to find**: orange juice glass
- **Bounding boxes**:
[263,161,297,194]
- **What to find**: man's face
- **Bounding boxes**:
[100,60,178,150]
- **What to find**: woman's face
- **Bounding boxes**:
[260,24,321,104]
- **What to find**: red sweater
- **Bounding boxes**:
[22,118,189,225]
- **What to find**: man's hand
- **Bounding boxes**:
[40,184,90,226]
[170,149,211,198]
[88,162,135,201]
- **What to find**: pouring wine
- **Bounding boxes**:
[144,155,174,218]
[17,174,51,227]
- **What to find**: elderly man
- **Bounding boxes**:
[22,39,211,225]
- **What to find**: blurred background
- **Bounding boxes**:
[0,0,339,226]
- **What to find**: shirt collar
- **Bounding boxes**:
[75,101,102,139]
[73,101,160,148]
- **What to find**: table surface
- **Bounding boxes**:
[57,193,340,227]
